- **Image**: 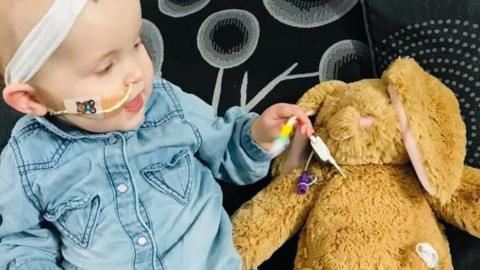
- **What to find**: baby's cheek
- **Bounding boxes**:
[142,48,155,79]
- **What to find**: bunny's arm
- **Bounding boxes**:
[427,165,480,237]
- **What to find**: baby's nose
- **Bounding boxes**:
[359,116,375,128]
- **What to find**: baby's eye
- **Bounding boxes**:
[97,62,113,76]
[134,38,143,49]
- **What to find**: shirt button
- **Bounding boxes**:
[137,236,148,246]
[117,184,128,193]
[108,136,118,144]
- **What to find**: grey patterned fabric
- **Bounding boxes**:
[140,0,372,117]
[263,0,358,28]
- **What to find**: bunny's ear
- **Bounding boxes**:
[382,57,466,203]
[271,81,348,176]
[296,81,347,114]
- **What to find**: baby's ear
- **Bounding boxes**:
[3,83,48,116]
[383,57,466,203]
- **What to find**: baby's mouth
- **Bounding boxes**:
[123,93,144,113]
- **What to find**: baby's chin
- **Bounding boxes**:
[115,114,145,132]
[108,109,146,132]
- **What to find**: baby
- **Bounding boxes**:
[0,0,313,269]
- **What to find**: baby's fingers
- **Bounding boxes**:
[294,112,314,137]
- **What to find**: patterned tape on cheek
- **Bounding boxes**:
[49,84,133,118]
[4,0,89,85]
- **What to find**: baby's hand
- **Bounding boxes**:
[251,103,314,151]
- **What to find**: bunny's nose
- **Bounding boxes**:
[359,116,375,128]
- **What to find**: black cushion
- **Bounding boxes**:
[140,1,371,116]
[0,96,21,149]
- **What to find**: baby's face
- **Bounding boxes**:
[31,0,154,132]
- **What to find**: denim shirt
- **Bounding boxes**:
[0,78,272,270]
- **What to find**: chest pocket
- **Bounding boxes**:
[141,149,193,205]
[44,194,100,249]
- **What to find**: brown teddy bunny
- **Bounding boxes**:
[232,58,480,270]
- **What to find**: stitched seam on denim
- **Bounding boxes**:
[45,195,93,219]
[118,133,145,265]
[163,80,184,118]
[17,122,42,136]
[9,138,42,211]
[120,134,157,268]
[242,133,264,163]
[240,120,271,164]
[36,118,79,140]
[14,257,58,268]
[45,195,100,248]
[142,154,193,205]
[138,198,152,229]
[137,164,166,270]
[144,159,190,201]
[150,232,167,270]
[44,196,93,245]
[140,110,182,129]
[143,150,189,171]
[241,131,264,179]
[20,140,71,171]
[152,80,163,89]
[183,120,202,152]
[156,254,167,270]
[138,161,166,270]
[184,154,193,203]
[34,116,114,140]
[162,79,202,151]
[143,172,187,205]
[52,219,83,247]
[82,195,100,247]
[103,145,138,268]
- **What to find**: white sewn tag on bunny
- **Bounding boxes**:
[309,135,345,177]
[416,242,439,269]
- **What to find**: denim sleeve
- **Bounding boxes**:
[0,144,61,270]
[171,84,273,185]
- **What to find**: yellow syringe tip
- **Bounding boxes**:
[279,124,294,137]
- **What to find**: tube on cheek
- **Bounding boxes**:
[49,84,133,119]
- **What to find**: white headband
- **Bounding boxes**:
[4,0,88,85]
